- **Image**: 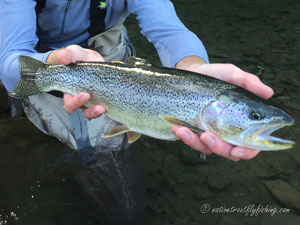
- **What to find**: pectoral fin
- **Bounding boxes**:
[104,125,130,138]
[160,115,203,133]
[127,132,141,143]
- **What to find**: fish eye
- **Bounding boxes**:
[251,111,263,120]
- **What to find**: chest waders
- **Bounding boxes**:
[16,1,146,225]
[27,0,135,164]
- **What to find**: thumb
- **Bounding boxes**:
[46,45,104,65]
[46,48,73,65]
[62,45,104,63]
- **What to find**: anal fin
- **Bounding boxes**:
[127,132,141,144]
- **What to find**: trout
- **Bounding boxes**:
[10,56,295,150]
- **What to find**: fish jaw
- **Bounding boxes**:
[225,122,295,151]
[200,92,295,151]
[248,122,295,150]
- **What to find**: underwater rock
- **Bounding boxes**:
[264,180,300,211]
[162,153,185,180]
[0,81,9,116]
[279,70,300,87]
[268,158,293,178]
[273,96,300,111]
[180,146,204,164]
[295,154,300,166]
[218,215,246,225]
[206,173,231,191]
[295,64,300,72]
[234,12,260,21]
[261,72,275,80]
[38,222,56,225]
[260,214,300,225]
[192,185,214,200]
[260,53,287,67]
[245,156,278,179]
[288,172,300,192]
[272,86,284,97]
[273,96,290,105]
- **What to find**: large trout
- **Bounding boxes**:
[10,56,295,150]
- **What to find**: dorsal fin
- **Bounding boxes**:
[127,57,152,67]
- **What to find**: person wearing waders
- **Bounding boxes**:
[0,0,274,224]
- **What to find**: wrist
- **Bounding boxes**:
[175,56,206,70]
[46,49,62,65]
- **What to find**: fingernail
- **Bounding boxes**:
[265,85,274,93]
[80,94,89,104]
[178,130,190,142]
[93,107,104,116]
[233,149,244,158]
[172,125,180,133]
[204,135,215,148]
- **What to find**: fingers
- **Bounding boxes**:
[47,45,104,65]
[59,45,104,63]
[82,105,106,119]
[218,65,273,99]
[173,127,260,161]
[63,92,90,114]
[46,49,63,65]
[57,48,74,65]
[46,45,105,119]
[225,71,274,99]
[173,126,213,155]
[231,146,260,160]
[200,132,240,161]
[63,92,105,119]
[201,132,260,161]
[193,63,274,99]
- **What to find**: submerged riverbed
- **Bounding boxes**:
[1,0,300,224]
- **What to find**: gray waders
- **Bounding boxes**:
[21,22,145,225]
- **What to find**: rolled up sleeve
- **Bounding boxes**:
[0,0,51,92]
[127,0,209,67]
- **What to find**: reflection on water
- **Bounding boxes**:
[0,118,93,225]
[1,0,300,224]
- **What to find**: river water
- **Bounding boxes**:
[1,0,300,224]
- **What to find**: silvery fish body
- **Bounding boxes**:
[11,56,295,150]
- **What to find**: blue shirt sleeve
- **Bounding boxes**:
[0,0,51,92]
[0,0,209,92]
[126,0,209,67]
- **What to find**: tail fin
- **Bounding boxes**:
[9,56,48,97]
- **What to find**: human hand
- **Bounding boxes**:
[47,45,106,119]
[174,56,274,161]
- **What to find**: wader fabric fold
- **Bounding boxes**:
[10,2,145,224]
[23,22,135,151]
[22,15,145,225]
[88,20,135,63]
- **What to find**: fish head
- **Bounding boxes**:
[200,91,295,150]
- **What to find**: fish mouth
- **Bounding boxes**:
[253,122,295,150]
